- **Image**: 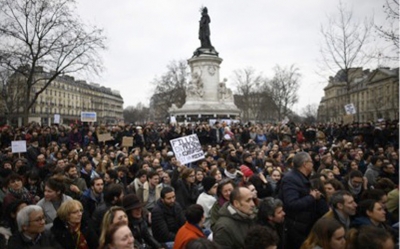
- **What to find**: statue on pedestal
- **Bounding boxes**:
[194,7,218,57]
[199,7,213,49]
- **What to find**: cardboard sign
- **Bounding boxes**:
[343,115,354,125]
[54,114,60,124]
[97,133,113,142]
[344,103,356,115]
[81,112,97,122]
[122,136,134,147]
[170,134,205,165]
[11,140,27,153]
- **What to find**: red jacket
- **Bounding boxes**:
[173,221,205,249]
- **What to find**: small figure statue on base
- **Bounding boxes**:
[187,71,204,100]
[218,78,233,102]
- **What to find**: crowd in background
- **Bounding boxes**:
[0,119,398,249]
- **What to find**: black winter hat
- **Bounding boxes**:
[202,176,217,193]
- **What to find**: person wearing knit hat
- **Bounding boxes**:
[196,176,218,230]
[240,165,254,178]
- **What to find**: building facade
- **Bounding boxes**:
[318,67,399,123]
[0,68,123,126]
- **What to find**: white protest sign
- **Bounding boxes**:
[11,140,27,153]
[54,114,60,124]
[170,134,205,165]
[344,103,356,115]
[170,116,177,124]
[81,112,97,122]
[281,116,289,125]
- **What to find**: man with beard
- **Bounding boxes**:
[63,163,87,200]
[92,183,124,235]
[151,187,186,245]
[80,176,104,218]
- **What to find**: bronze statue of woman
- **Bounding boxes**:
[199,7,213,48]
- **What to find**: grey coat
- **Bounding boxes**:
[37,194,72,230]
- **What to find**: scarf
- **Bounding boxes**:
[224,169,237,180]
[227,204,257,220]
[8,187,32,203]
[68,223,89,249]
[347,180,362,196]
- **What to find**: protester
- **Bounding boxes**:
[98,222,135,249]
[99,206,129,246]
[37,176,72,230]
[213,187,256,249]
[151,187,186,246]
[173,204,206,249]
[300,217,346,249]
[51,199,99,249]
[279,152,329,249]
[8,205,62,249]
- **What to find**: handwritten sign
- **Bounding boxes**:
[54,114,60,124]
[343,115,354,125]
[97,133,113,142]
[170,134,205,165]
[122,136,134,147]
[11,140,27,153]
[344,103,356,115]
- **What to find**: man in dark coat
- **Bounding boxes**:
[151,187,186,244]
[278,152,329,249]
[8,205,62,249]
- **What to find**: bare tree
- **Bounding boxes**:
[232,67,267,122]
[0,69,25,124]
[0,0,106,125]
[301,103,318,124]
[150,60,188,121]
[375,0,399,60]
[123,102,150,124]
[319,1,373,104]
[270,64,300,121]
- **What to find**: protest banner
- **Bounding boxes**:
[122,136,134,147]
[97,133,113,142]
[11,140,27,153]
[170,134,205,165]
[81,112,97,122]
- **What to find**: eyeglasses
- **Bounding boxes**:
[188,175,195,178]
[30,216,45,223]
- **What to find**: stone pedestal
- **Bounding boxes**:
[169,52,240,122]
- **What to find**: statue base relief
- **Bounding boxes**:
[169,52,240,122]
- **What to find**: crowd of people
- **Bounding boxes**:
[0,119,398,249]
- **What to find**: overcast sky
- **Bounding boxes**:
[75,0,397,114]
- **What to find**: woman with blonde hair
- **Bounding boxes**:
[51,199,99,249]
[99,206,129,246]
[98,221,135,249]
[300,217,346,249]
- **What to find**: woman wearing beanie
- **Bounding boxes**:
[196,176,218,230]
